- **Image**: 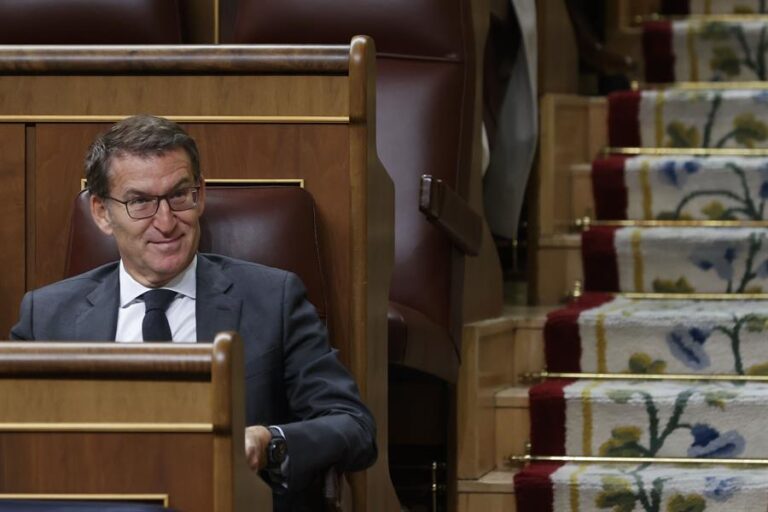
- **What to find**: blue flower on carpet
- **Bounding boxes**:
[704,476,741,502]
[666,325,711,369]
[658,160,701,188]
[756,258,768,279]
[753,90,768,105]
[759,162,768,200]
[690,244,738,281]
[688,424,745,458]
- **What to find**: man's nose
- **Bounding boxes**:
[152,198,177,231]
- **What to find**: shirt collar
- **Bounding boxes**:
[119,255,198,308]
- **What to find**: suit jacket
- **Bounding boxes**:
[11,253,377,511]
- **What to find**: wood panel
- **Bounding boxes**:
[536,95,607,236]
[33,124,106,289]
[0,379,210,423]
[0,433,214,512]
[494,397,529,470]
[458,492,516,512]
[0,75,348,118]
[533,234,582,305]
[0,125,24,338]
[570,163,594,221]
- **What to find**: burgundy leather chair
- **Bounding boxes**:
[231,0,482,386]
[66,186,326,320]
[0,0,183,44]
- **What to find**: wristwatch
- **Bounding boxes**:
[266,426,288,470]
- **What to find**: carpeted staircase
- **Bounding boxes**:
[513,3,768,510]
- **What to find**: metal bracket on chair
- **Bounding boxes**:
[419,175,482,256]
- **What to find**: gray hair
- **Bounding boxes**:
[84,115,201,198]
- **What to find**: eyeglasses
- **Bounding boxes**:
[106,186,201,220]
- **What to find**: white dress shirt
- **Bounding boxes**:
[115,256,198,342]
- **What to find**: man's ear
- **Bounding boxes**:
[90,194,114,236]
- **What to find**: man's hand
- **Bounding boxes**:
[244,425,272,471]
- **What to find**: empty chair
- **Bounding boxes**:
[0,0,183,44]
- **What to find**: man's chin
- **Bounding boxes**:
[145,255,193,282]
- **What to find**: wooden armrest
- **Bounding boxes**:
[419,175,482,256]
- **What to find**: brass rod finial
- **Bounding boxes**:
[573,216,592,232]
[518,372,543,385]
[565,280,583,303]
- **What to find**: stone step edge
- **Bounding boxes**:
[457,469,516,494]
[495,385,530,408]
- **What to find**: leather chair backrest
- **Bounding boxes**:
[66,186,327,320]
[0,0,183,44]
[232,0,474,332]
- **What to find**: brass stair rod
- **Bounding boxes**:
[602,146,768,156]
[522,370,768,383]
[573,217,768,229]
[509,453,768,466]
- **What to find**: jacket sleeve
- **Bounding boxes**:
[275,272,377,492]
[10,291,33,340]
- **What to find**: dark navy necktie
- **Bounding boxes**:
[142,289,177,342]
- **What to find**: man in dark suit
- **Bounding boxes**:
[10,115,376,511]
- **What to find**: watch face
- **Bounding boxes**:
[269,437,287,466]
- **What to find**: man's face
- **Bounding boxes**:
[90,148,205,287]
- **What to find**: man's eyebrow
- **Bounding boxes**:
[123,178,194,198]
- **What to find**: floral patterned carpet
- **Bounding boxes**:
[514,2,768,510]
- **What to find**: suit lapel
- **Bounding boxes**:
[196,255,242,342]
[75,268,119,341]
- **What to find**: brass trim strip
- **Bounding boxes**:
[654,90,665,147]
[0,422,213,432]
[604,147,768,156]
[0,115,349,124]
[621,292,768,299]
[0,494,169,506]
[205,178,304,187]
[637,14,768,23]
[639,161,653,218]
[578,219,768,228]
[81,178,305,190]
[686,23,699,81]
[630,229,645,292]
[647,81,768,90]
[509,453,768,466]
[528,371,768,382]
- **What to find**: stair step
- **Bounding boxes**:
[458,470,518,512]
[515,461,768,511]
[592,154,768,221]
[534,233,582,303]
[608,89,768,148]
[458,469,516,493]
[494,386,531,470]
[530,379,768,459]
[546,292,768,375]
[458,308,549,480]
[644,19,768,83]
[582,226,768,293]
[570,163,594,222]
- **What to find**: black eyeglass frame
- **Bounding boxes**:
[105,186,202,220]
